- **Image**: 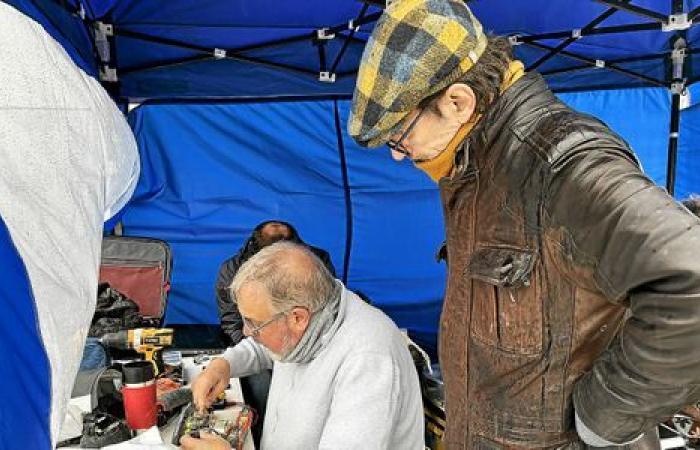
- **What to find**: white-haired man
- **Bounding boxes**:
[185,242,424,450]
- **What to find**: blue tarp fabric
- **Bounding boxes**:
[0,215,51,449]
[124,100,445,354]
[678,102,700,200]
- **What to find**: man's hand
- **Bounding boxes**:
[191,357,230,413]
[180,431,231,450]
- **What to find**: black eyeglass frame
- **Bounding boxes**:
[386,108,428,161]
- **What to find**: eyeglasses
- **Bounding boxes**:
[242,309,290,338]
[386,108,427,160]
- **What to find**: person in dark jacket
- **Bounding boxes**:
[348,1,700,448]
[216,220,336,345]
[214,220,335,446]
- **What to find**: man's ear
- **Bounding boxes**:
[288,307,311,332]
[435,83,476,125]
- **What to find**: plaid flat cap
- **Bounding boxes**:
[348,0,487,148]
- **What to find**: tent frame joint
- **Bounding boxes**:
[95,21,113,38]
[316,28,336,40]
[76,3,86,20]
[670,81,685,94]
[213,48,227,59]
[99,66,118,82]
[319,71,337,83]
[93,21,114,64]
[508,34,522,46]
[662,13,691,32]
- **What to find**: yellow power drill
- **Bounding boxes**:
[100,328,174,374]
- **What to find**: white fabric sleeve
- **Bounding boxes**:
[575,413,642,447]
[318,352,399,450]
[82,71,139,221]
[222,337,273,378]
[0,4,139,445]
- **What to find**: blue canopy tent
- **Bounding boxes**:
[5,0,700,361]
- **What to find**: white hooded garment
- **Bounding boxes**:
[0,3,139,445]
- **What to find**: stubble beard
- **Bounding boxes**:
[264,330,295,361]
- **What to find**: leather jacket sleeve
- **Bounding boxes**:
[546,143,700,443]
[215,253,245,346]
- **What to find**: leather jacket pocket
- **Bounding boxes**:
[466,245,543,354]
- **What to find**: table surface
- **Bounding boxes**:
[62,376,254,449]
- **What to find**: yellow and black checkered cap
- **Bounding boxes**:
[348,0,487,148]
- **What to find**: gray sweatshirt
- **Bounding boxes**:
[223,285,424,450]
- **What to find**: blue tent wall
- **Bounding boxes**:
[124,102,347,324]
[336,102,445,352]
[0,215,51,449]
[677,102,700,200]
[123,100,446,355]
[122,88,691,357]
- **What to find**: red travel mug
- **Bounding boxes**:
[122,361,157,430]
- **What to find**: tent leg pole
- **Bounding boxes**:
[666,30,686,197]
[666,92,680,196]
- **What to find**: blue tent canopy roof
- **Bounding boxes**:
[8,0,700,100]
[41,1,700,98]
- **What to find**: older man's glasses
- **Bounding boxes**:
[386,108,427,160]
[242,309,290,338]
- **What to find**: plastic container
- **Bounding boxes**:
[121,361,157,430]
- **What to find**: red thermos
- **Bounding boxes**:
[122,361,157,430]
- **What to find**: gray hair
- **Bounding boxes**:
[230,241,336,313]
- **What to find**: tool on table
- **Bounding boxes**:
[100,328,174,374]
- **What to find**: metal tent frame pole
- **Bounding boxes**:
[665,0,688,195]
[667,89,682,196]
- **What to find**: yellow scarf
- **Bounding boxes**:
[415,60,525,182]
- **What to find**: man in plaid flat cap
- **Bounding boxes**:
[349,0,700,449]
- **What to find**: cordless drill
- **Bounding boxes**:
[99,328,174,374]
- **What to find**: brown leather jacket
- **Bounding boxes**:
[439,72,700,449]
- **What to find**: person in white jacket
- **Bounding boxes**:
[0,3,139,447]
[187,242,424,450]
